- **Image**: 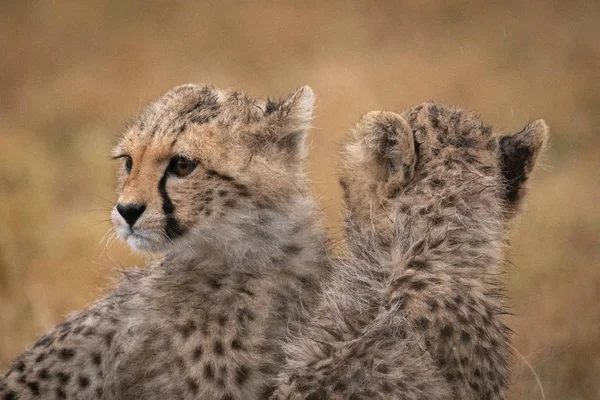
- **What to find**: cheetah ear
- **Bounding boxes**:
[348,111,417,197]
[499,119,549,204]
[264,86,315,160]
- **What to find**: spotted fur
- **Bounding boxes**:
[0,84,331,399]
[272,104,548,399]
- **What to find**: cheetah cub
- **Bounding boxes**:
[273,103,548,399]
[0,84,330,399]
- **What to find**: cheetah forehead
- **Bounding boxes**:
[121,84,268,143]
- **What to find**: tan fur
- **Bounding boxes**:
[272,103,548,399]
[0,84,331,400]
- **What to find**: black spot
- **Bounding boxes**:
[192,346,203,361]
[283,244,302,255]
[333,382,346,392]
[376,363,389,373]
[72,326,84,335]
[429,104,441,128]
[201,194,214,205]
[430,177,443,187]
[441,194,458,207]
[415,318,429,330]
[78,375,90,388]
[305,388,327,400]
[26,381,40,396]
[237,287,254,297]
[218,190,228,197]
[83,328,96,337]
[452,136,475,148]
[56,372,70,385]
[58,348,75,360]
[33,335,53,348]
[95,387,103,398]
[55,388,66,399]
[381,382,393,393]
[190,113,216,125]
[444,299,459,312]
[13,360,25,372]
[177,320,196,339]
[203,363,214,380]
[407,259,428,271]
[231,338,243,350]
[440,325,454,339]
[213,340,224,356]
[427,298,439,312]
[37,369,50,380]
[58,331,69,342]
[186,378,198,394]
[158,169,185,239]
[204,209,212,216]
[223,199,237,208]
[92,353,102,367]
[409,280,428,291]
[3,392,18,400]
[460,331,471,343]
[418,205,432,215]
[103,331,115,347]
[235,365,250,385]
[207,277,222,289]
[218,315,228,327]
[412,239,425,254]
[237,308,255,323]
[233,182,250,197]
[265,98,281,115]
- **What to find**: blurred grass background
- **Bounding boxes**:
[0,1,598,398]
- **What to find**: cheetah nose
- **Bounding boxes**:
[116,203,146,227]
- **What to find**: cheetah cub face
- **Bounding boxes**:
[111,84,314,253]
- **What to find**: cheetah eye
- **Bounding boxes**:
[168,156,198,177]
[124,156,133,173]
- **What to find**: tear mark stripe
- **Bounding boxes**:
[158,169,185,239]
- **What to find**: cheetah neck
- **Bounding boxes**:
[170,195,327,272]
[391,174,505,276]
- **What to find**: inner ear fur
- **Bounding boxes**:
[499,119,549,204]
[264,86,315,160]
[354,111,417,198]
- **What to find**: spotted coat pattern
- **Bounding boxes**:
[272,104,548,399]
[0,84,331,400]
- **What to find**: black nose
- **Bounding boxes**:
[116,203,146,227]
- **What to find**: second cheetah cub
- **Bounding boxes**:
[0,84,330,399]
[273,103,548,399]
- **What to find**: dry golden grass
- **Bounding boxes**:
[0,1,598,398]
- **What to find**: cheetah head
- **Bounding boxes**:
[111,84,315,254]
[339,102,549,239]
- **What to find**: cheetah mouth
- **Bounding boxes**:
[126,231,170,252]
